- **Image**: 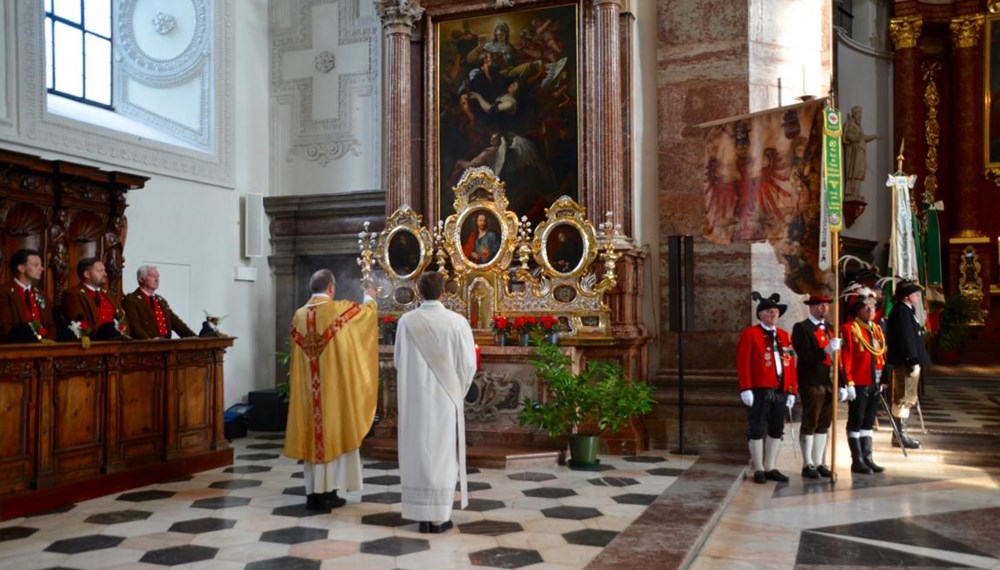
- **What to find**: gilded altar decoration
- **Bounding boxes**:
[950,15,983,49]
[957,246,987,326]
[922,62,941,202]
[359,167,618,341]
[889,16,923,50]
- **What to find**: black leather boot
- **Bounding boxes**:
[891,418,921,449]
[860,436,884,473]
[848,438,872,474]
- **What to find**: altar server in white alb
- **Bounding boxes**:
[394,271,477,534]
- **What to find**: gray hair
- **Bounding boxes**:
[310,269,336,293]
[136,265,157,281]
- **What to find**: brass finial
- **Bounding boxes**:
[896,140,905,172]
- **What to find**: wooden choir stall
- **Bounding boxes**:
[0,149,234,520]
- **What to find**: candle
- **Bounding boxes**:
[475,344,481,370]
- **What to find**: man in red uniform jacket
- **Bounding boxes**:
[0,248,57,342]
[121,265,196,339]
[841,287,887,474]
[61,257,126,340]
[737,292,798,484]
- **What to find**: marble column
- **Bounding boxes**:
[376,0,424,215]
[590,0,627,243]
[948,14,984,237]
[888,16,924,188]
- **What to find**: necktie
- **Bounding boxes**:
[23,287,31,312]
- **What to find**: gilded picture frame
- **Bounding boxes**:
[985,13,1000,169]
[433,3,580,225]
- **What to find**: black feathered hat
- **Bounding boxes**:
[752,291,787,317]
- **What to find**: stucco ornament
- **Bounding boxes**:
[314,51,336,74]
[496,0,515,7]
[151,12,176,35]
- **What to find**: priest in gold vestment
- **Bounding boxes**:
[284,269,378,511]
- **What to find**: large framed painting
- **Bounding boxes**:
[987,14,1000,168]
[435,3,579,225]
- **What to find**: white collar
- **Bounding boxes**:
[759,323,776,332]
[807,315,825,327]
[14,278,31,292]
[84,283,100,293]
[140,287,157,297]
[420,300,443,309]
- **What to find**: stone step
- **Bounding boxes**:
[866,429,1000,468]
[362,437,563,470]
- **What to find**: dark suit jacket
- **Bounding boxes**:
[0,282,57,341]
[887,302,931,367]
[61,283,125,332]
[791,318,832,387]
[122,288,195,339]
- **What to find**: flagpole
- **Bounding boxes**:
[822,100,845,484]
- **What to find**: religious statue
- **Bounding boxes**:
[843,106,878,198]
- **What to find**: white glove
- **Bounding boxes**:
[828,338,842,351]
[740,390,753,407]
[841,385,856,401]
[786,395,795,410]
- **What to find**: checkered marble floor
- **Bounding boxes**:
[0,434,693,570]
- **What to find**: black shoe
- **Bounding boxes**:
[419,520,453,534]
[305,493,329,512]
[764,470,789,483]
[752,470,766,484]
[801,466,820,479]
[430,521,453,533]
[323,491,347,509]
[815,465,832,478]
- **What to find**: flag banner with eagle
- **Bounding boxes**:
[702,98,829,293]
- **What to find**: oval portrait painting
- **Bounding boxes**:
[460,209,502,266]
[387,229,422,277]
[546,223,584,274]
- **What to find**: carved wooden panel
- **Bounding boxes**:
[0,372,34,494]
[51,372,104,481]
[172,364,212,456]
[118,370,164,464]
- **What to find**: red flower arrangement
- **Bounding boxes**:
[380,315,399,334]
[511,316,538,335]
[491,315,513,335]
[29,319,48,339]
[539,315,561,332]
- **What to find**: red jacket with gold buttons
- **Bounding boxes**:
[737,325,798,394]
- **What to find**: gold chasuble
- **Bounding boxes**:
[284,295,378,463]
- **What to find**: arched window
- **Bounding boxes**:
[44,0,112,108]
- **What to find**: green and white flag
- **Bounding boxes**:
[885,171,919,281]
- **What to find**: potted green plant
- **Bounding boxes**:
[518,342,656,469]
[935,294,974,363]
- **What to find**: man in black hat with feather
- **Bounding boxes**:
[737,292,799,484]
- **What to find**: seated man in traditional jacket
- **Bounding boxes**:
[0,248,57,342]
[122,265,196,339]
[61,257,126,340]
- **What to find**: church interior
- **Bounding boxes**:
[1,0,998,568]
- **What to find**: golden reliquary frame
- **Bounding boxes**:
[359,167,620,341]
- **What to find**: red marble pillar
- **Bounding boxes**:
[590,0,626,239]
[949,14,984,237]
[376,1,424,215]
[888,16,924,187]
